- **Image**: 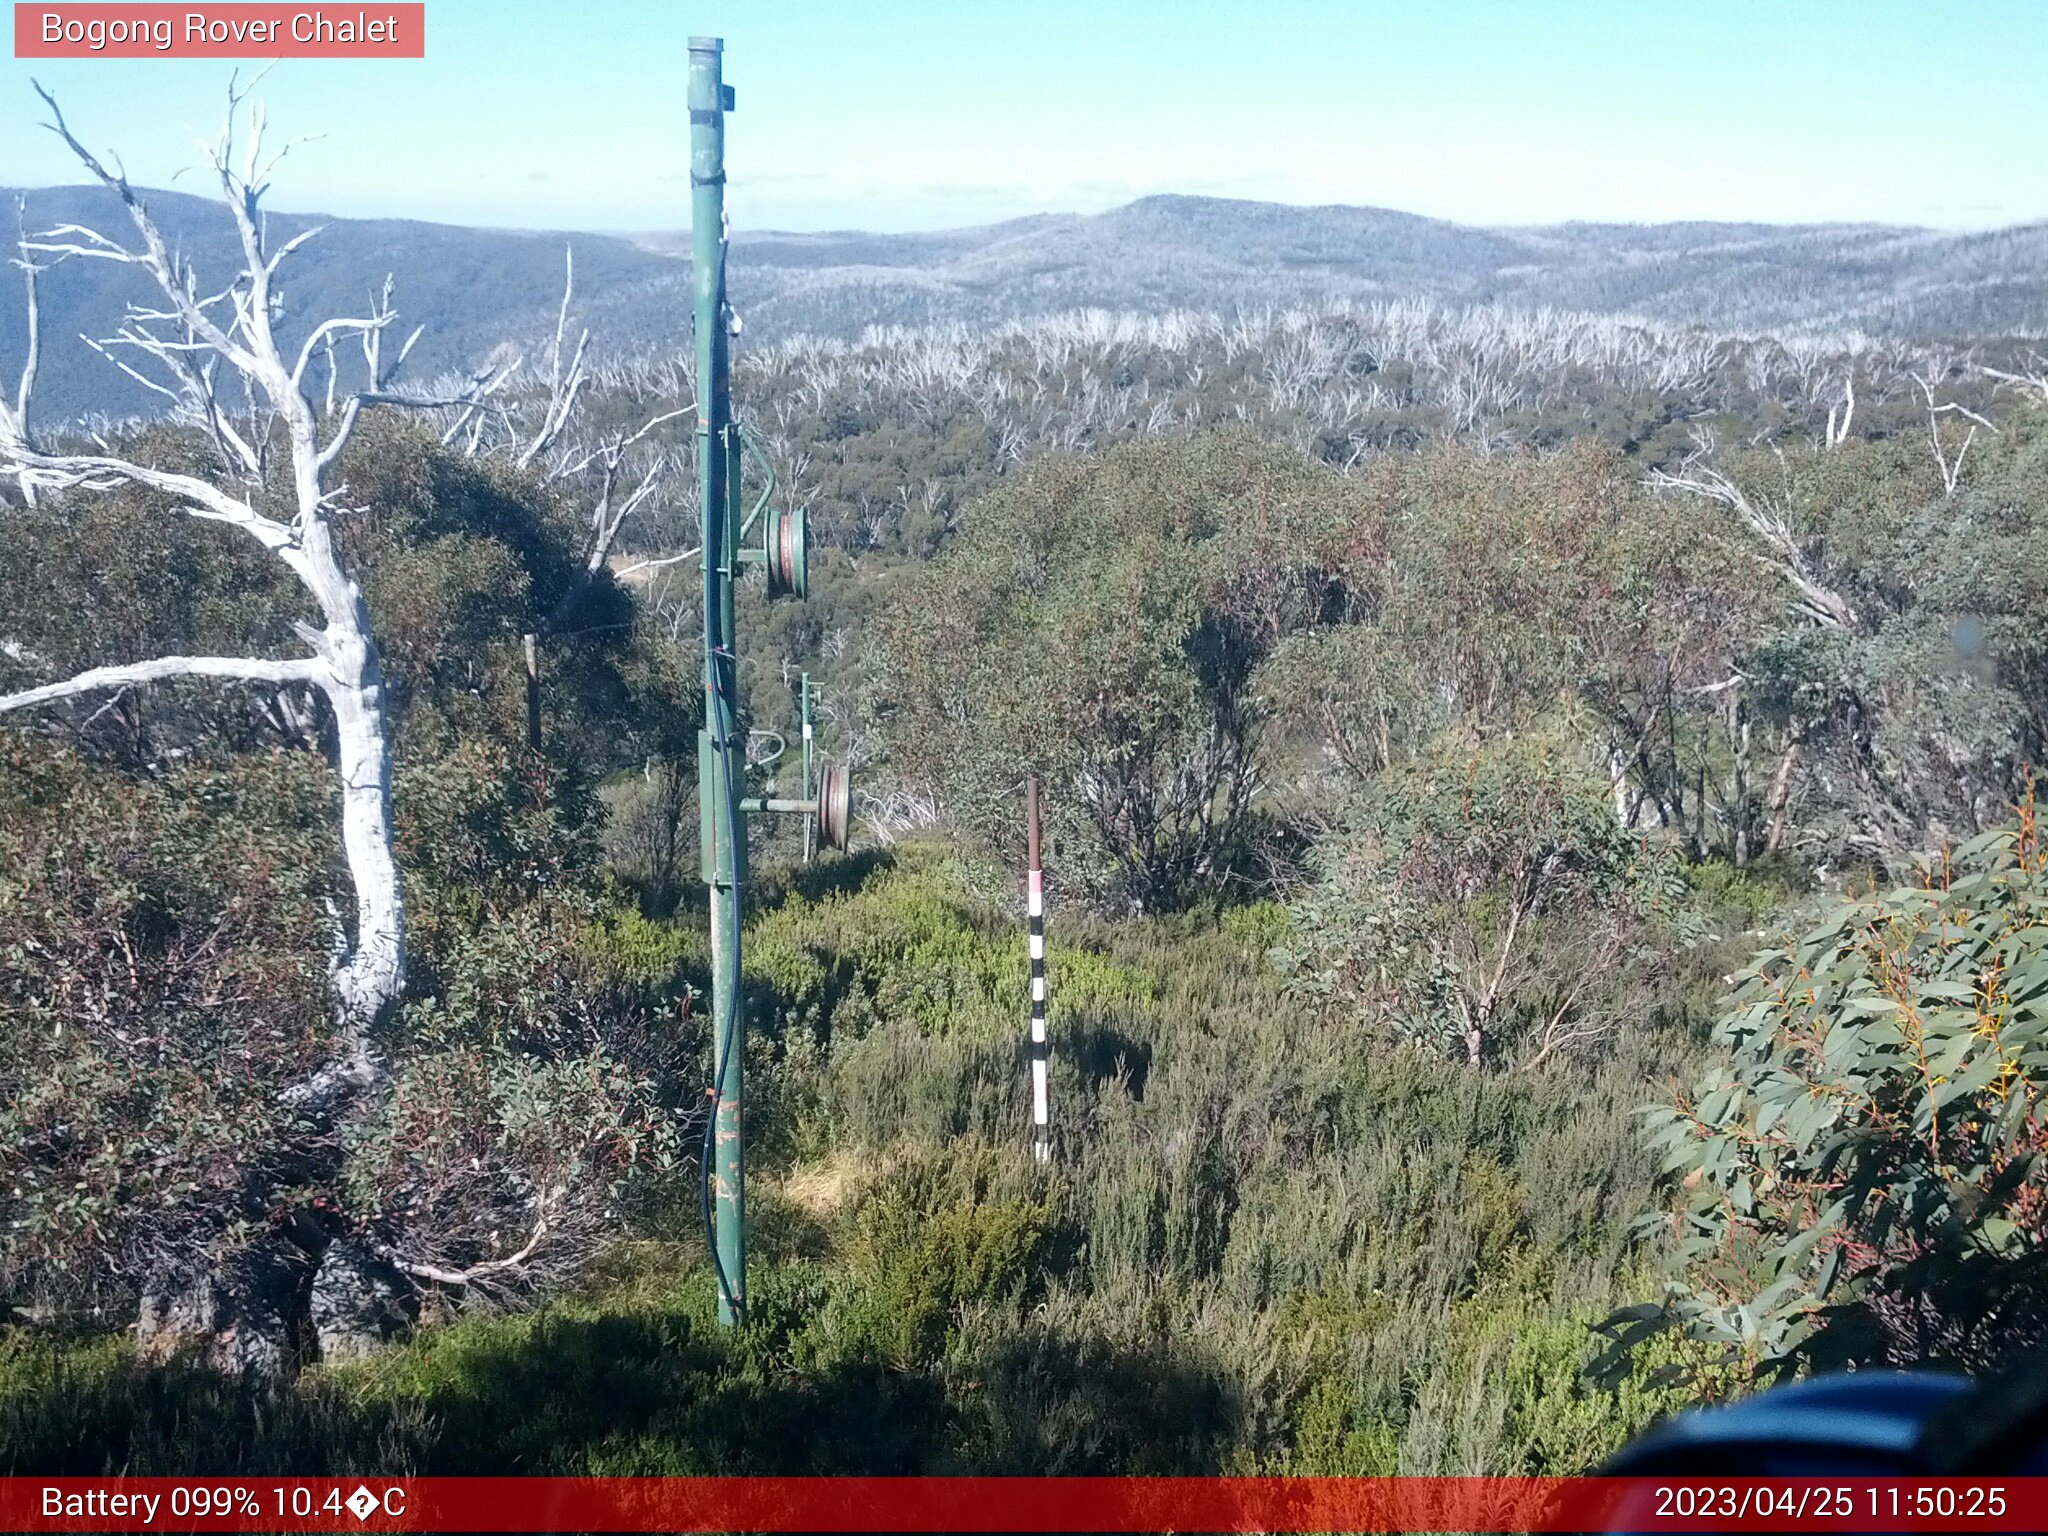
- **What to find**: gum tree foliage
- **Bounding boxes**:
[1253,440,1767,783]
[1601,800,2048,1390]
[592,319,2040,879]
[1278,720,1696,1070]
[590,328,2045,891]
[878,431,1356,911]
[1258,444,1753,1075]
[1652,415,2048,871]
[0,742,335,1316]
[1249,420,2046,889]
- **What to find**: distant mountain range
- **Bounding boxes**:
[4,186,2045,421]
[715,199,2048,348]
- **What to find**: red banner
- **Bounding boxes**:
[13,4,424,58]
[2,1476,2045,1532]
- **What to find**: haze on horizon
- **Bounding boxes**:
[0,0,2043,236]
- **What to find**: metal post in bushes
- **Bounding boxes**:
[800,672,816,865]
[1027,777,1051,1161]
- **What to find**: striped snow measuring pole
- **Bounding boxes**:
[800,673,815,865]
[1027,777,1050,1161]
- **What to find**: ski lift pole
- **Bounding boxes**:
[689,40,842,1324]
[690,34,745,1327]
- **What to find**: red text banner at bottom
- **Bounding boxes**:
[5,1476,2047,1532]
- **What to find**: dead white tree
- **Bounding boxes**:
[1824,371,1855,449]
[1912,371,1995,498]
[515,248,591,470]
[6,198,41,508]
[1982,352,2048,403]
[0,84,500,1067]
[1648,430,1858,633]
[542,402,687,632]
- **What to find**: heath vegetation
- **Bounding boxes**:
[3,98,2046,1476]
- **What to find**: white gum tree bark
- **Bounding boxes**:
[0,83,509,1066]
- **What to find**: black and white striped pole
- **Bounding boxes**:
[800,672,815,865]
[1026,776,1050,1162]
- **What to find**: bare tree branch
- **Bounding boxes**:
[0,653,324,714]
[292,309,390,389]
[6,203,40,506]
[1912,372,1995,498]
[516,247,589,470]
[1983,355,2048,402]
[9,202,38,443]
[386,1208,552,1290]
[1649,431,1858,632]
[534,397,690,633]
[612,545,702,582]
[31,81,266,378]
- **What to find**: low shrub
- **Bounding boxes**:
[1603,802,2048,1389]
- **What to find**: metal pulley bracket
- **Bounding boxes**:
[736,760,853,852]
[731,425,808,601]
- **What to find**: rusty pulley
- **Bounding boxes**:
[764,505,808,599]
[817,762,852,851]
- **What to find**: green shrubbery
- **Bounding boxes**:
[1278,717,1698,1070]
[0,740,336,1314]
[879,432,1353,911]
[1605,799,2048,1390]
[8,404,2046,1476]
[20,797,2025,1473]
[4,850,1701,1474]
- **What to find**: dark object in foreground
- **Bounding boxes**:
[1597,1362,2048,1529]
[1601,1372,1976,1477]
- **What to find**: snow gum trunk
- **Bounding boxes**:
[324,607,405,1026]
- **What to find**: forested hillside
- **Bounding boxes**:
[3,135,2047,1479]
[711,197,2048,344]
[9,181,2048,422]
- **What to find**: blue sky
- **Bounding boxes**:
[2,0,2043,233]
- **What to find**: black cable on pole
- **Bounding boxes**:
[699,641,745,1321]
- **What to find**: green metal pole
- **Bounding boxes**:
[689,35,744,1327]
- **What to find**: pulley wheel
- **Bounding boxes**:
[817,762,852,851]
[766,506,809,599]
